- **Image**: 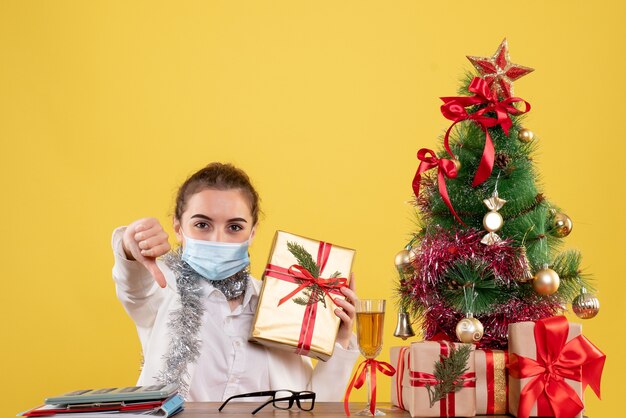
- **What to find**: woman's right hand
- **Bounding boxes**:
[122,217,170,288]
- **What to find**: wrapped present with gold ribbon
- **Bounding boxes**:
[249,230,354,361]
[390,346,412,410]
[474,349,509,415]
[508,316,606,418]
[406,341,476,417]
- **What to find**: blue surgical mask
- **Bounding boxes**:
[181,232,251,281]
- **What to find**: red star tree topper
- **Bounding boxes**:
[467,38,534,98]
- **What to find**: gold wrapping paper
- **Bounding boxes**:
[390,346,412,409]
[474,349,508,415]
[508,321,583,418]
[249,230,354,361]
[407,341,476,417]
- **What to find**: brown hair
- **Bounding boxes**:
[174,162,261,224]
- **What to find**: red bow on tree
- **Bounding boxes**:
[508,316,606,418]
[412,148,464,225]
[440,77,531,187]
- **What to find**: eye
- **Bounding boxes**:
[228,224,244,232]
[194,222,210,229]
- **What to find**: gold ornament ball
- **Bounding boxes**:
[518,128,535,143]
[455,317,484,343]
[394,249,414,272]
[453,159,462,173]
[572,291,600,319]
[533,267,560,295]
[552,212,573,238]
[483,211,504,232]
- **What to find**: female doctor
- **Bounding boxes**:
[111,162,359,401]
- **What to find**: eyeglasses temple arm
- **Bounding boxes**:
[218,391,277,412]
[251,399,275,415]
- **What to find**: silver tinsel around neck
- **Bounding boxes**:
[154,250,249,398]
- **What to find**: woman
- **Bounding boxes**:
[111,162,359,402]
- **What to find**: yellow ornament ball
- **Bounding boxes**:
[533,266,560,295]
[572,288,600,319]
[518,128,535,143]
[455,316,484,343]
[394,249,415,272]
[552,212,573,238]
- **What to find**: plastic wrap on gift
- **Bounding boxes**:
[475,349,508,415]
[390,346,412,410]
[249,230,354,361]
[406,341,476,417]
[508,316,605,418]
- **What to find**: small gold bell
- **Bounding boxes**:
[393,309,415,340]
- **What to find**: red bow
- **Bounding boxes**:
[440,77,531,187]
[344,358,396,416]
[508,316,606,418]
[412,148,464,225]
[277,264,348,306]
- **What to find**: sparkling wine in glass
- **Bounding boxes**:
[355,299,386,416]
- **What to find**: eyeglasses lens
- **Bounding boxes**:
[297,391,315,411]
[272,390,293,410]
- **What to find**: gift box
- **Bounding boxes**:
[406,341,476,417]
[249,230,354,361]
[390,346,412,410]
[508,316,606,418]
[474,349,508,415]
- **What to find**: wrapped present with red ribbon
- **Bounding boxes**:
[249,230,354,361]
[406,341,476,417]
[475,349,509,415]
[390,346,412,410]
[508,316,606,418]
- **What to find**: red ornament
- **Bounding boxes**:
[467,38,534,98]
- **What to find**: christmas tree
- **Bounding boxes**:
[396,39,600,349]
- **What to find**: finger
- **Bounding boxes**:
[334,307,352,324]
[334,297,355,317]
[141,242,171,258]
[137,232,169,250]
[134,217,158,233]
[135,224,165,243]
[143,259,167,288]
[341,286,357,301]
[349,272,356,292]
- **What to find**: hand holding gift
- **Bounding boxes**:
[334,273,358,349]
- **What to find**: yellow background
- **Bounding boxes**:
[1,1,624,415]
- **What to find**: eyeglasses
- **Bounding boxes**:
[218,390,316,415]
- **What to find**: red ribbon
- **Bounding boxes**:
[395,347,410,410]
[408,342,476,417]
[508,316,606,418]
[412,148,464,225]
[264,241,348,356]
[344,358,396,416]
[440,76,531,187]
[482,349,509,414]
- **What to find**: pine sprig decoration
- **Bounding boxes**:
[287,242,319,277]
[426,344,472,408]
[287,241,342,308]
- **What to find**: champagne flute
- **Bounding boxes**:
[355,299,386,416]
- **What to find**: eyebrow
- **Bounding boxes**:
[190,214,248,223]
